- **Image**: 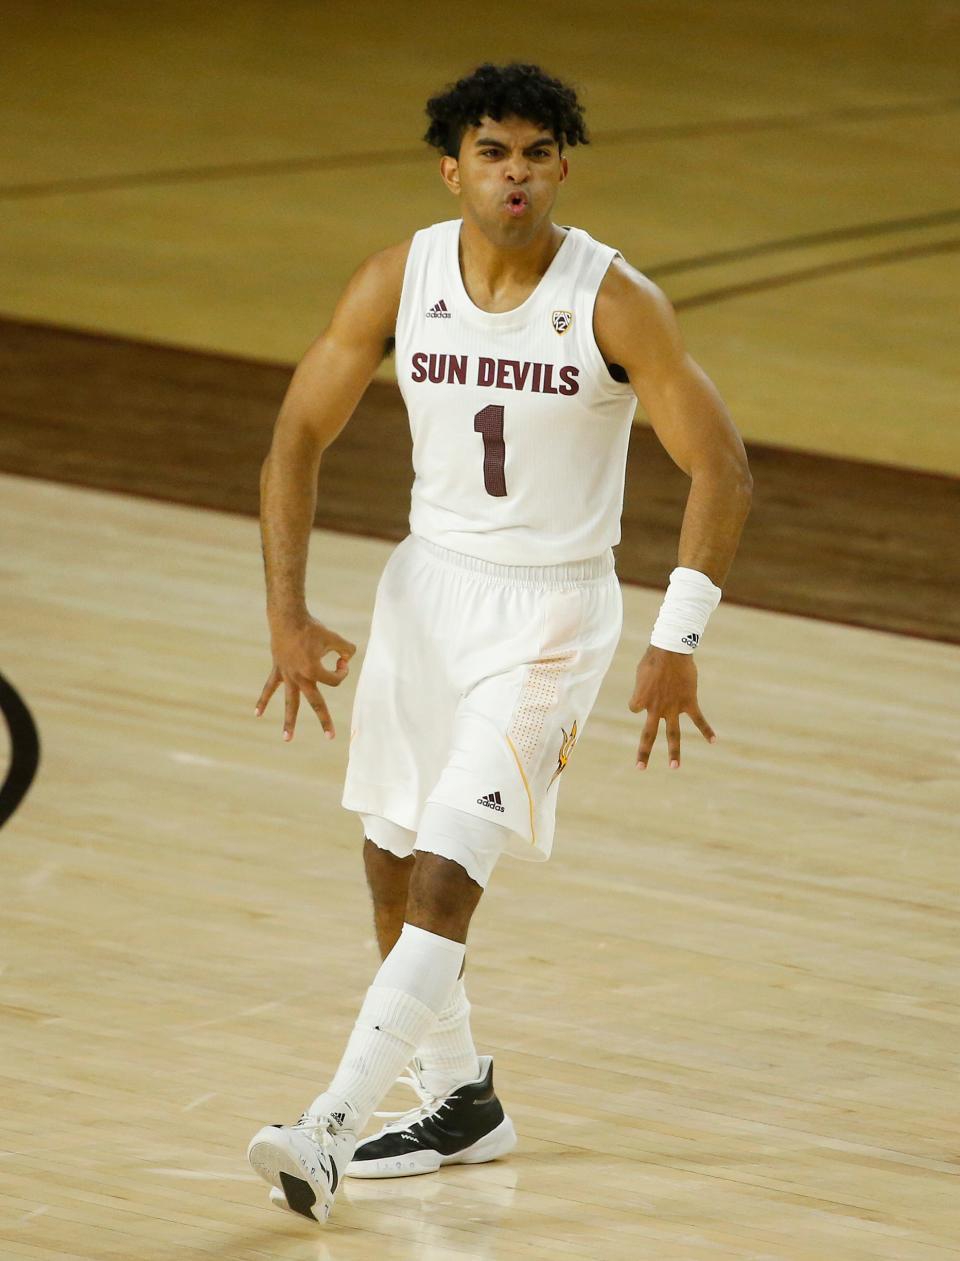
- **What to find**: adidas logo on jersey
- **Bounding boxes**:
[426,298,451,318]
[477,791,505,812]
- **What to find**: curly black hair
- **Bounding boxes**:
[424,63,588,157]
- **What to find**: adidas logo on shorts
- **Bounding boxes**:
[477,791,505,812]
[426,298,451,318]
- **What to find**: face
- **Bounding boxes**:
[440,114,569,247]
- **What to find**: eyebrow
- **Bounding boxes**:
[473,135,557,151]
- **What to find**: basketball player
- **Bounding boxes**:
[247,63,752,1223]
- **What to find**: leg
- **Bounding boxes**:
[360,840,486,1100]
[249,906,468,1219]
[365,830,483,1100]
[405,805,508,1089]
[316,806,507,1127]
[346,813,516,1180]
[249,811,510,1215]
[363,835,483,953]
[363,838,413,958]
[405,850,484,944]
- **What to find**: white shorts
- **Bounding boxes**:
[342,534,623,864]
[360,806,508,889]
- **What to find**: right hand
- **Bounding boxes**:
[628,644,716,770]
[256,616,357,742]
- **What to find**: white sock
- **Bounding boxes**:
[310,923,464,1130]
[416,978,481,1096]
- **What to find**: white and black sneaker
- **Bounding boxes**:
[247,1107,357,1223]
[346,1056,516,1179]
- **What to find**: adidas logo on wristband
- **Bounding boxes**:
[650,567,721,654]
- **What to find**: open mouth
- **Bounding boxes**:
[505,191,529,217]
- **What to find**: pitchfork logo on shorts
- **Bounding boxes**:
[551,309,573,334]
[548,720,579,787]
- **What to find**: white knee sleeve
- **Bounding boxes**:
[415,801,508,888]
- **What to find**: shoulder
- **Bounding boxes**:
[329,238,413,336]
[594,254,684,373]
[348,238,413,301]
[595,254,674,330]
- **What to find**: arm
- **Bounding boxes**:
[594,258,753,768]
[256,240,409,740]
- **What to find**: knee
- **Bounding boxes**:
[363,837,413,886]
[411,849,480,899]
[406,852,482,942]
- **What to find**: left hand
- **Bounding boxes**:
[628,645,716,769]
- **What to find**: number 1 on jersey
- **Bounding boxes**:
[474,405,507,497]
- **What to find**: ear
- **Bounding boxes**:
[440,155,461,197]
[558,156,569,184]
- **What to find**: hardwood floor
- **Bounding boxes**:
[2,476,957,1259]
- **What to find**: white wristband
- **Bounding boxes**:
[650,567,722,654]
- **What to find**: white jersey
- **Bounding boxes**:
[395,218,637,565]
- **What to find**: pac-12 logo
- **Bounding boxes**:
[551,309,574,335]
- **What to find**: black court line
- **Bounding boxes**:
[0,144,430,200]
[647,207,960,279]
[0,673,41,829]
[597,94,960,146]
[1,94,958,201]
[673,236,960,311]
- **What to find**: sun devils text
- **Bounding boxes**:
[410,352,581,395]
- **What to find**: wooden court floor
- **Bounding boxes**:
[2,475,958,1260]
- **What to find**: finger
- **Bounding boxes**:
[688,704,717,744]
[627,689,644,714]
[666,717,681,769]
[329,634,357,661]
[636,715,660,769]
[283,681,300,742]
[255,667,281,716]
[301,684,336,741]
[314,659,351,687]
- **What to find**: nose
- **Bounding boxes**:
[504,154,530,183]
